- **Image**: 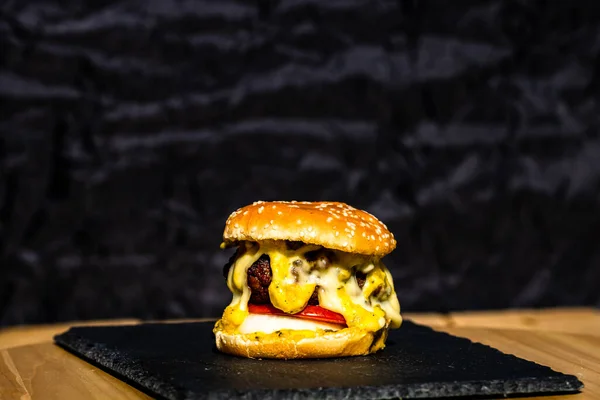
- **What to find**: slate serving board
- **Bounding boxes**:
[54,321,583,400]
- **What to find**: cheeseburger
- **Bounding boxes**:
[213,201,402,359]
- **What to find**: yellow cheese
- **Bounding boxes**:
[220,240,402,333]
[226,245,262,313]
[336,286,386,332]
[268,247,316,313]
[379,265,402,328]
[362,266,386,299]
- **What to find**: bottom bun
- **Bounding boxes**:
[214,320,389,359]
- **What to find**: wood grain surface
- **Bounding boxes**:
[0,307,598,400]
[0,342,152,400]
[0,319,140,351]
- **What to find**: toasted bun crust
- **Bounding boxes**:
[214,324,389,359]
[223,201,396,257]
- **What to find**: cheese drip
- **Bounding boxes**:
[222,240,402,332]
[268,249,316,314]
[219,243,262,330]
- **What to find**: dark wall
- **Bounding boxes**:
[1,0,599,326]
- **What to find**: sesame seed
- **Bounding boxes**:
[371,235,375,240]
[264,224,269,229]
[258,206,264,214]
[342,241,348,247]
[326,217,333,223]
[308,226,313,232]
[376,245,380,251]
[310,231,317,238]
[234,223,239,228]
[300,231,305,237]
[335,232,339,237]
[362,232,366,237]
[277,211,283,215]
[243,211,248,215]
[384,242,389,247]
[297,219,302,224]
[272,205,277,209]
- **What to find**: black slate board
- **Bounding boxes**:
[54,321,583,399]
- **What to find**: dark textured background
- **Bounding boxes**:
[1,0,599,326]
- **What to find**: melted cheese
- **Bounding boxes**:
[219,245,263,330]
[268,249,316,313]
[220,240,402,333]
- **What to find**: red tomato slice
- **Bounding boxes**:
[248,304,346,326]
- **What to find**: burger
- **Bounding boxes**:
[213,201,402,359]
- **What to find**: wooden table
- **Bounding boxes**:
[1,307,599,399]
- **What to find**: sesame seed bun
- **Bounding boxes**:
[223,201,396,257]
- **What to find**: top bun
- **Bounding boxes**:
[223,201,396,257]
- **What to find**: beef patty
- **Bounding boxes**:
[224,253,320,305]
